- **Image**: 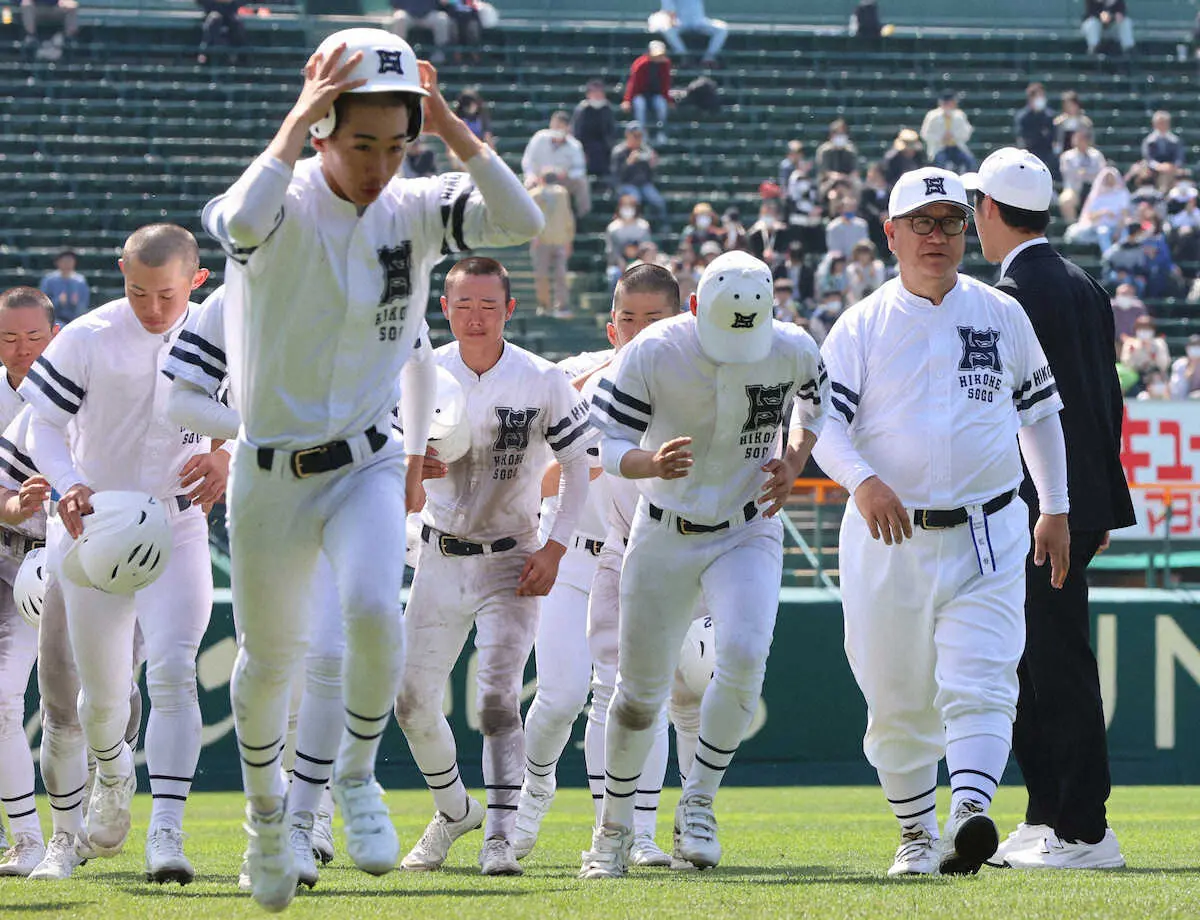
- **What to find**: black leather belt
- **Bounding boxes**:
[913,490,1016,530]
[257,426,389,479]
[172,495,191,512]
[421,524,517,557]
[0,530,44,556]
[573,535,604,556]
[648,501,758,536]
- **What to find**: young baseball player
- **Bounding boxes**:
[582,250,827,878]
[18,224,226,885]
[202,27,542,907]
[812,167,1070,877]
[0,287,57,876]
[393,257,592,876]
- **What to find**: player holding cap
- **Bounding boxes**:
[18,224,226,884]
[203,27,542,908]
[966,149,1134,870]
[582,251,826,878]
[812,167,1070,877]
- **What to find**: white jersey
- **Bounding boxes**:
[591,313,827,526]
[0,406,47,545]
[0,376,22,430]
[204,154,531,450]
[813,274,1062,508]
[423,341,593,544]
[19,298,211,498]
[538,349,612,546]
[162,285,229,401]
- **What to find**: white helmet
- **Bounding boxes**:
[677,616,715,698]
[694,251,775,364]
[14,547,47,628]
[309,28,429,141]
[428,365,470,464]
[404,512,423,569]
[62,492,172,595]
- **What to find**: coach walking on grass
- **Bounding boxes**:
[967,148,1135,871]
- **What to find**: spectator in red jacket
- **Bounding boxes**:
[622,40,673,144]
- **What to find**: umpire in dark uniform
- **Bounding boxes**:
[966,148,1135,870]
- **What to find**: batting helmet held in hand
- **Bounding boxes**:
[14,547,47,628]
[428,365,471,464]
[62,492,173,595]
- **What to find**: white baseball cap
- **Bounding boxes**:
[888,167,973,220]
[694,251,774,364]
[962,147,1054,212]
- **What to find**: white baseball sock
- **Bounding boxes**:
[878,765,940,837]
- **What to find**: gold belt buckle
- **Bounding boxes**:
[676,518,701,535]
[917,510,947,530]
[291,446,325,478]
[438,534,456,556]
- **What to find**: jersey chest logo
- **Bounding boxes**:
[378,243,412,305]
[957,326,1003,373]
[494,407,540,451]
[742,382,793,433]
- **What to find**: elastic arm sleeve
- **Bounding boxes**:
[202,154,292,249]
[1017,411,1070,516]
[399,350,436,458]
[28,413,82,495]
[600,437,639,478]
[547,449,589,547]
[463,147,546,246]
[168,379,241,441]
[810,420,877,496]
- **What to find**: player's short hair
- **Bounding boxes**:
[0,287,55,326]
[331,91,421,140]
[122,224,200,275]
[974,190,1051,234]
[550,110,571,126]
[613,263,680,313]
[444,256,511,303]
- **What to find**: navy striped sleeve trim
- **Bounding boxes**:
[597,377,651,416]
[831,381,860,405]
[220,207,284,264]
[0,436,36,474]
[0,457,33,486]
[178,329,227,366]
[592,395,648,433]
[548,419,591,453]
[167,345,225,384]
[439,177,476,255]
[25,366,81,415]
[831,397,855,425]
[1016,383,1059,412]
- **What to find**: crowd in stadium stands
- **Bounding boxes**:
[389,0,486,63]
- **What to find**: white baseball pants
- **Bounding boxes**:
[0,558,41,839]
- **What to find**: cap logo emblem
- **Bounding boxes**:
[731,312,757,329]
[923,177,946,196]
[377,49,405,75]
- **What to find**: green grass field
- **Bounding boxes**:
[3,787,1199,919]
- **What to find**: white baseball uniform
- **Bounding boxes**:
[395,339,592,841]
[812,273,1066,832]
[203,144,543,798]
[590,313,826,831]
[20,298,215,834]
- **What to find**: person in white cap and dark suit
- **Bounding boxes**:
[579,250,827,878]
[966,148,1135,871]
[813,166,1071,878]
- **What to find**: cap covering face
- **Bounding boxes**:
[694,251,775,364]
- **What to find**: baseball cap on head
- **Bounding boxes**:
[888,167,973,220]
[962,147,1054,212]
[693,251,774,364]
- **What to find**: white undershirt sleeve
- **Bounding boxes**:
[202,154,292,249]
[1016,411,1070,516]
[399,346,436,458]
[461,147,546,246]
[167,379,241,441]
[810,420,878,496]
[547,449,589,547]
[28,413,82,495]
[600,437,639,478]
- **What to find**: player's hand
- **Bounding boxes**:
[419,446,448,481]
[180,451,230,508]
[853,476,912,546]
[291,43,367,128]
[417,60,454,139]
[517,541,566,597]
[758,456,799,518]
[59,483,95,540]
[1097,531,1111,554]
[1034,512,1071,589]
[649,436,693,480]
[15,475,52,522]
[405,454,428,513]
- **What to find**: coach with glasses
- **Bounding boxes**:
[967,148,1135,871]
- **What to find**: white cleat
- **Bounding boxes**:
[674,793,721,869]
[244,805,298,913]
[630,833,672,867]
[332,777,399,876]
[288,812,319,889]
[940,800,998,876]
[312,793,336,866]
[0,834,46,877]
[401,797,485,871]
[579,823,632,879]
[236,851,252,891]
[145,827,195,885]
[28,832,87,880]
[478,837,523,876]
[985,822,1052,868]
[512,780,555,860]
[1004,827,1125,870]
[887,826,940,877]
[86,771,136,857]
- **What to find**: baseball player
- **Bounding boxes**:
[393,256,592,876]
[202,27,542,908]
[811,167,1070,877]
[514,264,678,867]
[582,251,827,878]
[19,224,226,885]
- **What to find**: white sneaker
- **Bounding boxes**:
[288,812,319,888]
[630,833,672,867]
[144,827,194,885]
[478,837,523,876]
[236,854,252,891]
[244,805,298,912]
[312,791,336,866]
[1004,827,1125,870]
[579,824,632,879]
[887,826,940,877]
[0,833,46,876]
[401,797,485,871]
[674,793,721,869]
[29,832,87,880]
[86,771,136,856]
[512,779,555,860]
[985,822,1052,868]
[332,776,399,876]
[940,800,998,876]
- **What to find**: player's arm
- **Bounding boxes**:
[399,331,437,514]
[760,342,830,517]
[540,452,604,499]
[167,380,240,442]
[0,414,51,526]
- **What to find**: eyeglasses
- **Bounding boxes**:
[901,215,968,236]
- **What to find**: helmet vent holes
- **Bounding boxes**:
[137,511,147,525]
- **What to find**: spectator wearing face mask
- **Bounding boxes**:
[572,79,619,178]
[605,194,653,290]
[845,239,886,303]
[815,120,861,182]
[778,140,808,190]
[1102,221,1150,294]
[1015,83,1058,178]
[746,199,791,265]
[1058,129,1106,223]
[720,207,748,252]
[920,90,975,174]
[1171,334,1200,398]
[772,279,803,324]
[622,41,673,144]
[522,110,591,216]
[1110,282,1148,347]
[1120,315,1171,388]
[1054,91,1093,154]
[697,239,723,268]
[1138,371,1171,401]
[825,197,869,257]
[1139,219,1184,299]
[1066,166,1131,254]
[774,240,816,305]
[810,286,847,344]
[679,202,722,255]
